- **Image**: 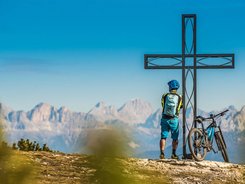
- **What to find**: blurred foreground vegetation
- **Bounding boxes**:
[0,119,170,184]
[83,128,170,184]
[0,121,36,184]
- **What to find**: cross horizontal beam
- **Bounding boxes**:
[144,53,234,69]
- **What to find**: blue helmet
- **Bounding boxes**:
[168,80,180,91]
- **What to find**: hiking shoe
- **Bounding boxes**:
[171,154,179,160]
[160,154,165,159]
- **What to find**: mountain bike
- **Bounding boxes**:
[188,109,229,162]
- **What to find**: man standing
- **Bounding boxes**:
[160,80,182,159]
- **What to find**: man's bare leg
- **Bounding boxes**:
[171,140,178,159]
[172,139,178,150]
[160,138,166,159]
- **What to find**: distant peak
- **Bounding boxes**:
[122,98,151,107]
[0,103,13,115]
[123,98,147,105]
[227,105,236,111]
[31,103,55,113]
[130,98,143,102]
[35,102,51,108]
[95,101,106,108]
[58,106,70,112]
[240,105,245,113]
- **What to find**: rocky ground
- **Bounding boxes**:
[136,158,245,184]
[9,151,243,184]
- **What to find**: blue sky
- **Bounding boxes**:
[0,0,244,112]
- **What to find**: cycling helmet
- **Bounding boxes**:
[168,80,180,91]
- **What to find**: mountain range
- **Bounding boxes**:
[0,99,244,163]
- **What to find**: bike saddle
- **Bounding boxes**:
[195,116,205,123]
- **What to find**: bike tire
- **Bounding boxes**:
[215,131,229,162]
[188,128,207,161]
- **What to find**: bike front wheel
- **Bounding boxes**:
[188,128,207,161]
[215,131,229,162]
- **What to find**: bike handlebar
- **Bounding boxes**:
[195,109,229,122]
[212,109,229,119]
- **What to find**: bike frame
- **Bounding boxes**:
[199,120,216,150]
[197,110,228,151]
[206,125,215,142]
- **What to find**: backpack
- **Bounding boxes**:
[163,93,181,117]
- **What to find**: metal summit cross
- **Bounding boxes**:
[144,14,235,159]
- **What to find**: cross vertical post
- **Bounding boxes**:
[144,14,235,159]
[182,14,197,157]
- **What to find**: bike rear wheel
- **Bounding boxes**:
[188,128,207,161]
[215,131,229,162]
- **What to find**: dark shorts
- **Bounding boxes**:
[161,117,179,140]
